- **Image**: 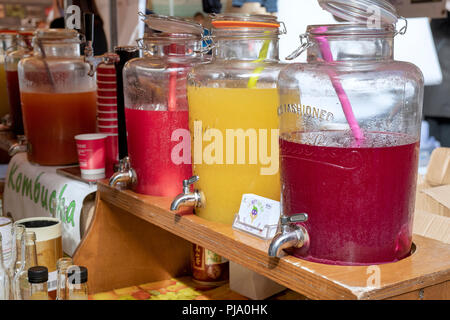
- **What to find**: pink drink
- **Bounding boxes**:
[125,108,192,197]
[280,131,419,265]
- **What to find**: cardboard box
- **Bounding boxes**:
[229,261,286,300]
[425,148,450,187]
[415,148,450,218]
[413,210,450,244]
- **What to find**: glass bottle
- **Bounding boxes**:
[13,231,38,300]
[56,257,72,300]
[66,266,88,300]
[276,0,423,265]
[18,29,97,166]
[0,29,17,119]
[0,233,10,300]
[5,30,34,135]
[121,14,205,197]
[186,14,285,224]
[8,223,25,298]
[28,266,48,300]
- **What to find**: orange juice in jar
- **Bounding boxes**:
[18,29,97,166]
[188,86,280,224]
[21,90,97,165]
[183,15,285,225]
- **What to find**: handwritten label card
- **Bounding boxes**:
[232,194,281,240]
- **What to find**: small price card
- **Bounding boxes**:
[232,194,281,240]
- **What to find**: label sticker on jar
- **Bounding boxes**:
[232,194,280,240]
[191,244,229,285]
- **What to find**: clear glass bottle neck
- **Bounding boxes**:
[34,41,81,57]
[56,259,72,300]
[144,36,202,58]
[213,35,279,61]
[24,241,38,269]
[306,26,395,62]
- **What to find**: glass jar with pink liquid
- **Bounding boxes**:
[274,0,424,265]
[122,15,205,197]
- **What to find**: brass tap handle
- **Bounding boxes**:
[281,213,308,225]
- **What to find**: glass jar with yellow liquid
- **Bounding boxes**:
[185,14,285,225]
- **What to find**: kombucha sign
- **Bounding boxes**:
[3,153,97,255]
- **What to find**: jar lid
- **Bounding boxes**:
[141,14,204,36]
[28,266,48,284]
[67,266,88,284]
[318,0,399,25]
[211,14,281,29]
[34,28,80,41]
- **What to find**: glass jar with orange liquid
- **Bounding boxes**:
[185,14,285,225]
[18,29,97,166]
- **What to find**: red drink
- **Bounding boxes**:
[6,70,24,135]
[280,131,419,265]
[125,108,192,197]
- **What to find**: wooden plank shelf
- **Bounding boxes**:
[73,180,450,300]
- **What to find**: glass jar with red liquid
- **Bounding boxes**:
[5,29,34,135]
[18,29,97,166]
[276,0,424,265]
[122,15,205,197]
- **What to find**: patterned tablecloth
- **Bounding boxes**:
[89,277,306,300]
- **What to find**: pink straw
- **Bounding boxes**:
[316,34,365,145]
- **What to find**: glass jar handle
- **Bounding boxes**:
[285,33,312,61]
[394,16,408,37]
[194,33,216,54]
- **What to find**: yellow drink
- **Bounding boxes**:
[30,292,49,300]
[0,62,10,118]
[188,86,280,225]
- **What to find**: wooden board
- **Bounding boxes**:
[82,181,450,300]
[56,166,98,187]
[72,192,192,294]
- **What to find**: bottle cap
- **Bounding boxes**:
[67,266,88,284]
[28,266,48,284]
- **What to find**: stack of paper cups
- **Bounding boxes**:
[97,64,119,177]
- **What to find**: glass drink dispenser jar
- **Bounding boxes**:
[0,29,18,119]
[275,0,424,265]
[18,29,97,166]
[183,14,285,224]
[122,15,204,197]
[5,30,34,135]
